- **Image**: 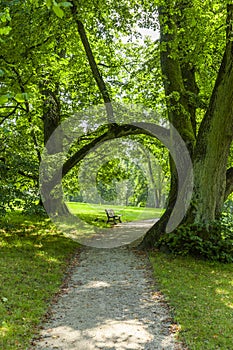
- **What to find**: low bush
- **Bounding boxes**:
[158,219,233,263]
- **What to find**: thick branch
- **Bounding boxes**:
[196,4,233,158]
[181,65,199,138]
[70,1,114,121]
[62,124,160,177]
[39,81,62,158]
[158,3,196,155]
[191,4,233,218]
[42,123,169,192]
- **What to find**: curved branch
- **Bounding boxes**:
[42,123,169,193]
[62,124,145,177]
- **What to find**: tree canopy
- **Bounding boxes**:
[1,0,233,260]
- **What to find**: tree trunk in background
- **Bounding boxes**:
[40,82,70,216]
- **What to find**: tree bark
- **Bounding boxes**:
[140,2,233,249]
[187,3,233,222]
[40,82,70,215]
[139,2,195,249]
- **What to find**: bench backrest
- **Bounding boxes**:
[105,209,115,217]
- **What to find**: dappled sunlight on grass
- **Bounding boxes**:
[35,251,60,263]
[0,213,79,350]
[0,321,12,338]
[150,253,233,349]
[215,288,233,309]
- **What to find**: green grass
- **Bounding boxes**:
[150,252,233,349]
[0,213,79,350]
[0,206,162,348]
[67,202,163,226]
[5,206,230,350]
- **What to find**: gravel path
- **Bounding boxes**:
[30,245,184,350]
[63,219,159,248]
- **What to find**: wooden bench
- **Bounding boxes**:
[105,209,122,224]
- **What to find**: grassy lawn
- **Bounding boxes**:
[0,205,161,348]
[0,213,79,350]
[3,207,232,350]
[150,252,233,349]
[67,202,163,226]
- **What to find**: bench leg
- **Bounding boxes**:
[107,217,115,224]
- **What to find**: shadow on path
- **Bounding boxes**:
[30,245,184,350]
[66,219,158,248]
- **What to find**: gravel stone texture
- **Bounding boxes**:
[30,244,185,350]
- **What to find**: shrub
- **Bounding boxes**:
[158,218,233,263]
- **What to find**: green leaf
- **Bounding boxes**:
[15,93,28,103]
[1,297,8,303]
[0,95,8,104]
[45,0,53,8]
[52,4,65,18]
[60,2,73,7]
[0,27,11,35]
[0,9,11,22]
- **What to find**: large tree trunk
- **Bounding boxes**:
[140,2,233,249]
[185,3,233,223]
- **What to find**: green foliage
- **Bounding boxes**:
[1,0,150,216]
[0,7,11,37]
[0,95,9,104]
[0,126,40,216]
[95,158,148,205]
[158,217,233,263]
[45,0,73,18]
[0,184,20,216]
[96,159,128,201]
[1,0,233,260]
